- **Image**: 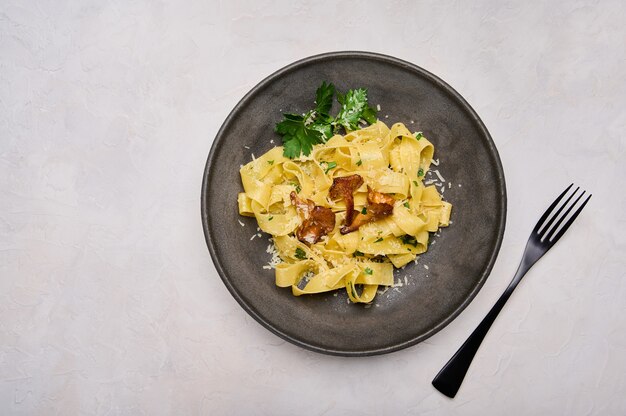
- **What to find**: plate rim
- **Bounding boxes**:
[201,50,507,356]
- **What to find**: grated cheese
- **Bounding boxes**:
[432,169,445,182]
[238,220,245,227]
[431,158,440,166]
[424,264,429,270]
[378,285,390,295]
[376,104,381,111]
[265,239,282,269]
[244,145,250,149]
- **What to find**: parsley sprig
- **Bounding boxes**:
[275,82,378,158]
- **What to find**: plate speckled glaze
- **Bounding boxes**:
[201,52,506,356]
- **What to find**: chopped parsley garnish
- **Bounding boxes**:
[414,132,424,140]
[323,161,337,174]
[413,181,418,187]
[400,234,418,247]
[418,168,424,177]
[275,82,378,158]
[361,207,367,215]
[364,268,373,275]
[356,159,362,166]
[268,216,273,221]
[353,250,364,257]
[403,202,410,209]
[294,247,307,260]
[268,160,274,165]
[374,237,383,243]
[291,182,301,193]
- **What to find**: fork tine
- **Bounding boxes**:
[544,189,585,241]
[538,185,580,237]
[547,193,591,244]
[533,183,574,234]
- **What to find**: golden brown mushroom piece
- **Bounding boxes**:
[290,191,314,220]
[340,186,395,234]
[366,185,395,206]
[329,174,364,226]
[290,191,336,244]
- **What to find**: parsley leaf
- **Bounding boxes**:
[294,247,307,260]
[361,207,367,215]
[364,267,373,275]
[315,81,335,117]
[356,159,362,166]
[323,161,337,174]
[400,235,418,247]
[361,104,378,124]
[414,132,424,140]
[418,168,424,177]
[374,237,383,243]
[334,88,370,132]
[403,202,410,209]
[309,121,333,140]
[276,112,325,159]
[353,250,364,257]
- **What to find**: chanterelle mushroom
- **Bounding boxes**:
[329,174,364,226]
[366,185,395,206]
[340,185,395,234]
[290,191,336,244]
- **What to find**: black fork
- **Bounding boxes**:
[432,184,592,398]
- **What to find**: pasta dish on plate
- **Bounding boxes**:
[237,119,451,304]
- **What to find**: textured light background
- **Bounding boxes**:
[1,0,625,414]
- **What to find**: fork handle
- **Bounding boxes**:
[432,261,533,398]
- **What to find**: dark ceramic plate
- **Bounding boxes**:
[202,51,506,356]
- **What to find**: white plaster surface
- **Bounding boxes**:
[1,0,625,414]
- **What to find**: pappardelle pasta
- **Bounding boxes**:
[238,121,452,303]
